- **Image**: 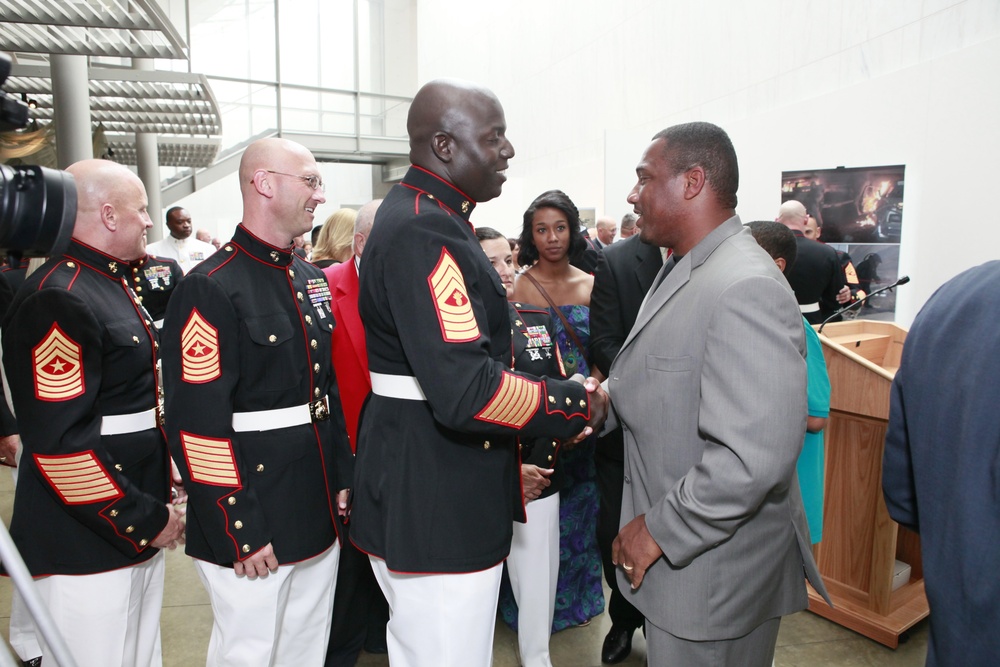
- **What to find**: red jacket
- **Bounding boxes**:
[324,259,369,452]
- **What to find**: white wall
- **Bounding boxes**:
[415,0,1000,325]
[166,162,374,243]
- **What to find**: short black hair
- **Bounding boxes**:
[165,206,184,223]
[746,220,796,274]
[652,122,739,209]
[517,190,588,267]
[475,226,505,242]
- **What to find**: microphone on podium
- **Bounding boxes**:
[818,275,910,334]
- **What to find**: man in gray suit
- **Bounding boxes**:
[606,122,827,665]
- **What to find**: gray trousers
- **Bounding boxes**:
[645,616,780,667]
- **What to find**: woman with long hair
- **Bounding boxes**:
[505,190,605,633]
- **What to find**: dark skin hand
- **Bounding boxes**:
[612,514,664,590]
[564,376,608,446]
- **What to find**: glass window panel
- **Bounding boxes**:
[190,0,276,81]
[278,0,355,89]
[209,78,277,151]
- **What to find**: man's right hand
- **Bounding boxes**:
[234,542,279,579]
[564,377,610,445]
[521,464,553,502]
[0,434,20,468]
[151,504,186,550]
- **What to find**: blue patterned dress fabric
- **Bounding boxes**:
[500,304,605,632]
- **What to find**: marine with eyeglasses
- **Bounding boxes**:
[161,137,354,667]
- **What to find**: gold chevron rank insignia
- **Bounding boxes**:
[180,432,241,487]
[428,248,480,343]
[475,371,541,428]
[34,451,123,505]
[32,324,85,401]
[181,309,221,383]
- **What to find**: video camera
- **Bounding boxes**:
[0,51,76,260]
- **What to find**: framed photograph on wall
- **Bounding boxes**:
[781,165,905,322]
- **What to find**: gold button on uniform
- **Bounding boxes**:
[305,315,313,325]
[565,397,572,406]
[109,509,119,517]
[579,400,586,408]
[115,464,123,471]
[67,262,76,268]
[483,440,491,450]
[225,246,233,252]
[234,520,244,529]
[242,544,251,553]
[126,525,135,533]
[228,497,236,505]
[313,363,320,373]
[314,387,321,398]
[289,269,296,279]
[548,455,553,461]
[548,396,555,404]
[139,539,148,547]
[310,339,318,349]
[136,286,142,292]
[297,292,304,302]
[256,464,264,472]
[268,334,277,343]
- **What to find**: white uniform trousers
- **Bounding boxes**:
[195,542,340,667]
[370,556,503,667]
[506,492,560,667]
[9,587,41,661]
[8,461,41,662]
[28,551,165,667]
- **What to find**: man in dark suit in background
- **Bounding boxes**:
[777,200,849,324]
[589,233,662,663]
[883,260,1000,667]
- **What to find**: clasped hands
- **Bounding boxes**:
[564,376,609,446]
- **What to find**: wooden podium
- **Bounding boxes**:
[808,320,929,648]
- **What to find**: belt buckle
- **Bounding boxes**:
[309,397,329,422]
[156,403,165,428]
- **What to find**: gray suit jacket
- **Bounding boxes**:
[606,216,827,640]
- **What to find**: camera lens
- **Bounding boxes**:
[0,164,77,258]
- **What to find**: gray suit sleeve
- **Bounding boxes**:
[645,274,807,567]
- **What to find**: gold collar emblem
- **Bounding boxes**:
[108,261,118,273]
[270,251,280,262]
[461,201,470,214]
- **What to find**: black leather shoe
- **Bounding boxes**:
[601,626,633,664]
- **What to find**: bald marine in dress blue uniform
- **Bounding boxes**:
[351,79,604,667]
[161,138,353,667]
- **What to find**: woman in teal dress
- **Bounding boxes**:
[504,189,605,634]
[801,320,831,543]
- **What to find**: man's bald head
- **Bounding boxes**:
[777,200,808,231]
[238,137,326,246]
[353,198,383,258]
[239,137,317,197]
[596,216,617,245]
[66,159,151,260]
[406,78,514,203]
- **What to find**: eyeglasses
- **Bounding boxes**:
[264,170,325,192]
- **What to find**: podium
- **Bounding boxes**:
[808,320,929,648]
